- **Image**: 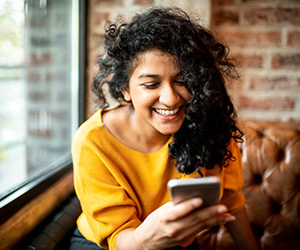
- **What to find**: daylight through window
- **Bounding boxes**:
[0,0,79,198]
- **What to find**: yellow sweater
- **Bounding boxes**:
[72,109,245,250]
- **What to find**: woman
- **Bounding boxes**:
[71,7,258,250]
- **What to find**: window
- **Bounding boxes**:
[0,0,85,221]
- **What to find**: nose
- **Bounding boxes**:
[159,83,180,107]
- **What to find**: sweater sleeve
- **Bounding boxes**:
[72,127,141,250]
[220,139,246,215]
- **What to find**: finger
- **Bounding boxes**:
[201,212,236,229]
[166,198,203,221]
[174,213,234,241]
[192,205,235,228]
[194,204,229,221]
[173,204,231,229]
[173,211,235,240]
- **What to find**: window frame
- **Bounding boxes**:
[0,0,86,225]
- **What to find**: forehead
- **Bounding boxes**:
[131,49,180,75]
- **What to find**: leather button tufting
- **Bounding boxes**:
[277,148,285,162]
[253,174,263,185]
[272,200,282,214]
[257,129,267,138]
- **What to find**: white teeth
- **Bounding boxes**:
[155,108,179,116]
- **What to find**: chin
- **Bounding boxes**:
[158,126,181,135]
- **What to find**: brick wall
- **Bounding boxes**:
[86,0,300,122]
[212,0,300,121]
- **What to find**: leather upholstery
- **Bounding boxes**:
[197,120,300,250]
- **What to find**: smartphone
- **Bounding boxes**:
[167,176,221,208]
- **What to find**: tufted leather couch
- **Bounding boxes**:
[197,120,300,250]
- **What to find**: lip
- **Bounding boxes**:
[153,105,184,120]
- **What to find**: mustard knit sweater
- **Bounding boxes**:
[72,109,245,250]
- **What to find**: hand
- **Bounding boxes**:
[132,198,235,250]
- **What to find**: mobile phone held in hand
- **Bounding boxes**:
[167,176,221,208]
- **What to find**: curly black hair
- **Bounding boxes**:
[92,7,244,175]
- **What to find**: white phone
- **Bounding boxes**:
[167,176,221,208]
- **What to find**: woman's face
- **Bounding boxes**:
[122,49,190,136]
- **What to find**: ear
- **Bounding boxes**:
[122,89,131,102]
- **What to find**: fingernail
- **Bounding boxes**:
[193,198,203,206]
[217,206,228,214]
[225,215,236,222]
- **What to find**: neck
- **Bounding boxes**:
[103,105,171,154]
[128,107,172,154]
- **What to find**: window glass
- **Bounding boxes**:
[0,0,78,197]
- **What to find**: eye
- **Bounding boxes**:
[174,80,185,86]
[143,83,160,89]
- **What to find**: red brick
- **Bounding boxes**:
[28,91,50,102]
[242,0,300,3]
[272,53,300,69]
[232,52,263,68]
[276,8,300,25]
[133,0,154,6]
[244,8,275,25]
[226,77,244,89]
[213,0,234,4]
[46,72,68,83]
[92,12,111,28]
[239,95,295,111]
[94,0,124,7]
[212,8,239,25]
[28,129,52,138]
[288,31,300,47]
[250,76,300,90]
[27,71,40,83]
[241,0,268,2]
[90,33,105,50]
[217,30,281,47]
[244,8,300,25]
[29,53,51,66]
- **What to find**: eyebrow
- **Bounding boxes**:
[175,71,184,78]
[138,72,184,79]
[138,74,160,79]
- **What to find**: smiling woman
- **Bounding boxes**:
[71,6,258,250]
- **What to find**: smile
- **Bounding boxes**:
[154,108,180,116]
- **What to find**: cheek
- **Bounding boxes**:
[132,90,158,105]
[131,93,156,111]
[179,88,191,102]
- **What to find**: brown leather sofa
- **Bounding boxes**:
[197,120,300,250]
